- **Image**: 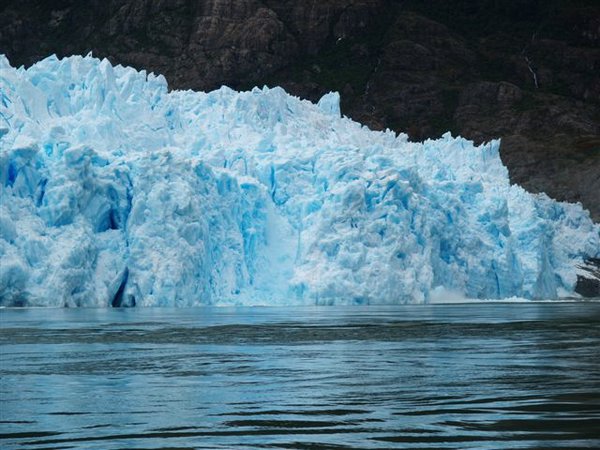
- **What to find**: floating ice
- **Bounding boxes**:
[1,55,598,306]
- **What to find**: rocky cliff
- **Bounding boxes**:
[1,0,598,220]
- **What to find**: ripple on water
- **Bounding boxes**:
[1,303,600,449]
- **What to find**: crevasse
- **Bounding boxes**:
[0,54,598,306]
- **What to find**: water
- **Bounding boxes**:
[1,303,600,449]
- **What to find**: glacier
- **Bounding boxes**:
[0,54,598,307]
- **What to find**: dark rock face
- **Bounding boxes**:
[576,258,600,298]
[1,0,599,220]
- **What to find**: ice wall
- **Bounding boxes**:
[1,55,598,306]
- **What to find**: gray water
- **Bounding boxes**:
[1,303,600,449]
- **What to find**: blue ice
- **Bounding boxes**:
[0,55,598,306]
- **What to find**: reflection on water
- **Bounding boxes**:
[1,303,600,449]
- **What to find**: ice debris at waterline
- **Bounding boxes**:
[1,55,599,307]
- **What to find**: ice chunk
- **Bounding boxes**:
[0,55,598,306]
[317,91,341,118]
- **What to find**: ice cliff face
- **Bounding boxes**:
[1,55,598,306]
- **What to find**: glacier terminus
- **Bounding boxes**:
[0,55,599,306]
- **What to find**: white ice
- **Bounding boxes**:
[1,55,598,306]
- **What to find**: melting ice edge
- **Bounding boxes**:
[0,55,599,306]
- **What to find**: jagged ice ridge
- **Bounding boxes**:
[1,55,598,306]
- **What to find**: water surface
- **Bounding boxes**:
[1,303,600,449]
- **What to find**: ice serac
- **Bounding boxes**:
[0,55,598,306]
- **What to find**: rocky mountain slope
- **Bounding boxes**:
[1,0,599,220]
